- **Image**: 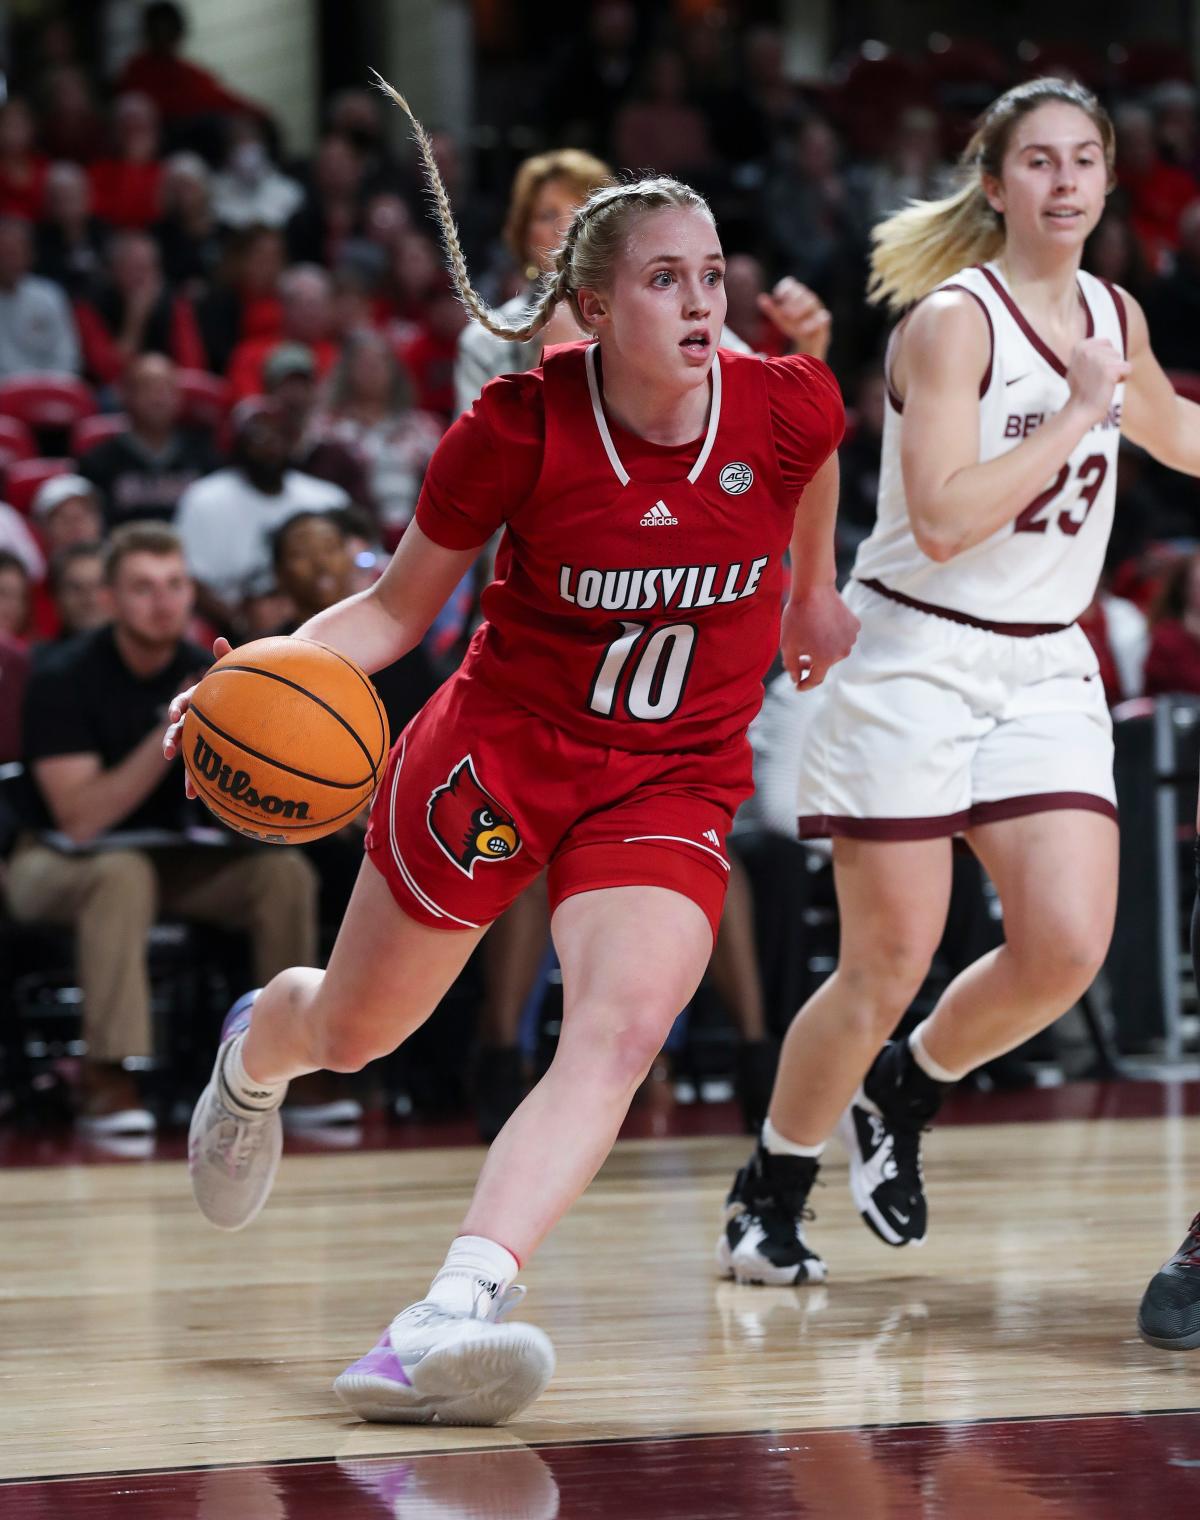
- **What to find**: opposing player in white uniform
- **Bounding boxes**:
[719,76,1200,1289]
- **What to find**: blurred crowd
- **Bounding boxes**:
[2,1,1200,1140]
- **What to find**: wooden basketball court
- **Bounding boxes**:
[1,1086,1198,1516]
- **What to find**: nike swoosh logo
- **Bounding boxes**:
[893,1211,910,1223]
[1005,374,1031,386]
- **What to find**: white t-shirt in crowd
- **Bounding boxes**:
[174,466,349,601]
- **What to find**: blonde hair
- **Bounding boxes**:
[503,147,614,266]
[869,76,1116,314]
[371,70,714,344]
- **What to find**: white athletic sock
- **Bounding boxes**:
[761,1116,825,1159]
[909,1024,965,1084]
[426,1235,520,1318]
[220,1031,287,1112]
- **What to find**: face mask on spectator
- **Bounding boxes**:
[232,142,268,183]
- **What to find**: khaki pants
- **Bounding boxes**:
[5,843,319,1062]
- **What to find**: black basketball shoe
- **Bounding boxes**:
[837,1039,952,1248]
[1138,1212,1200,1350]
[716,1142,827,1285]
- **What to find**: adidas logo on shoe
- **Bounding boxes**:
[640,500,678,526]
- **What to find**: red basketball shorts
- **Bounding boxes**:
[364,671,753,941]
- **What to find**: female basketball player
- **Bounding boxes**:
[719,76,1200,1296]
[165,77,854,1425]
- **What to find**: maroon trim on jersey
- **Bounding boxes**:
[1097,277,1128,358]
[977,265,1093,378]
[856,576,1073,636]
[883,284,992,414]
[798,791,1117,841]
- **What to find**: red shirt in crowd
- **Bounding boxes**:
[117,52,264,123]
[1143,617,1200,695]
[88,159,164,230]
[0,156,48,221]
[416,343,844,752]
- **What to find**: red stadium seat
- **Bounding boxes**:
[71,412,129,456]
[0,415,37,482]
[5,458,74,517]
[175,370,231,430]
[0,373,97,432]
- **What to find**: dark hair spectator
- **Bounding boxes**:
[118,2,268,127]
[0,549,32,641]
[194,224,285,375]
[77,353,218,527]
[1144,549,1200,695]
[212,117,304,232]
[87,93,164,231]
[226,262,336,401]
[0,214,81,376]
[1144,201,1200,371]
[73,231,207,386]
[285,134,368,267]
[44,541,109,640]
[611,48,714,175]
[0,98,48,221]
[34,161,109,300]
[1114,101,1200,271]
[37,66,105,165]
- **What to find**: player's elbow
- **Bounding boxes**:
[910,514,959,564]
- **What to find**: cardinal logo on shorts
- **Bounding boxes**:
[427,756,522,877]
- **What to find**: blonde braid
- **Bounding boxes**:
[370,70,558,343]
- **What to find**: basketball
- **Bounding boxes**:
[181,636,390,844]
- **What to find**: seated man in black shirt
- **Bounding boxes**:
[5,522,318,1133]
[78,353,218,529]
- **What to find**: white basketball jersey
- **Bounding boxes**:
[852,262,1126,625]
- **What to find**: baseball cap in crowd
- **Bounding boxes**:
[31,474,99,522]
[263,342,317,389]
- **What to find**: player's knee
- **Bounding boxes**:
[559,1001,676,1091]
[1016,921,1109,1001]
[838,940,933,1022]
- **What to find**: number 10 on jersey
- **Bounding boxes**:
[588,621,697,722]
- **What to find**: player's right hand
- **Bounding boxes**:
[163,637,231,797]
[1066,337,1131,425]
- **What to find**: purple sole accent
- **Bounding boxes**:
[340,1332,412,1388]
[220,989,261,1043]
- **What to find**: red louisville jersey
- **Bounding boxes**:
[416,341,843,753]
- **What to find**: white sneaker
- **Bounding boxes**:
[188,991,284,1231]
[334,1286,555,1426]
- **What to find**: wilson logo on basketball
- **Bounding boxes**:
[191,736,311,821]
[427,756,521,877]
[719,461,753,495]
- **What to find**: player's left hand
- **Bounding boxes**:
[781,586,859,690]
[758,277,832,361]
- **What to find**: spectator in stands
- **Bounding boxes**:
[0,214,81,376]
[0,500,46,584]
[33,161,108,300]
[1115,102,1200,270]
[74,231,207,387]
[0,551,32,641]
[227,263,336,400]
[1144,550,1200,695]
[0,99,48,221]
[175,396,348,630]
[88,94,164,232]
[260,342,375,515]
[6,522,318,1133]
[313,331,442,542]
[378,229,445,333]
[1151,80,1200,179]
[611,47,714,175]
[37,66,105,166]
[1084,210,1153,307]
[544,0,640,156]
[30,475,104,557]
[848,106,954,226]
[0,628,28,762]
[1079,572,1149,705]
[286,134,367,267]
[212,116,304,232]
[78,353,218,527]
[762,115,863,295]
[194,225,284,376]
[43,542,108,642]
[396,275,467,420]
[153,153,223,293]
[1144,201,1200,372]
[117,1,266,126]
[327,88,399,193]
[722,253,831,360]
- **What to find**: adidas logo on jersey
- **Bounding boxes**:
[703,828,721,848]
[640,500,678,527]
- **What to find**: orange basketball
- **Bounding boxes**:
[181,636,390,844]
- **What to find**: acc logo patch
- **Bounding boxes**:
[719,461,753,495]
[427,756,521,877]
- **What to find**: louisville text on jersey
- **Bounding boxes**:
[558,557,770,613]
